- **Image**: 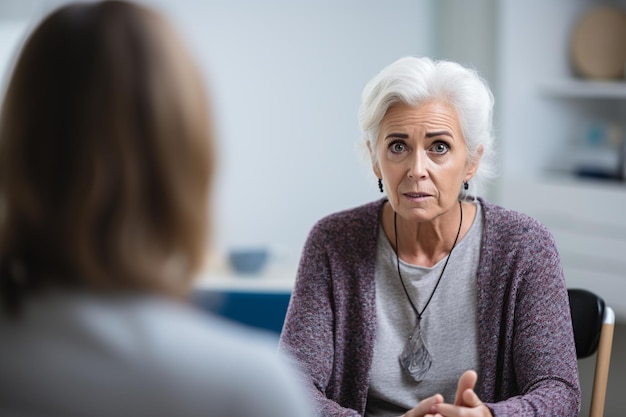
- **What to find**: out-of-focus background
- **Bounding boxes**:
[1,1,625,415]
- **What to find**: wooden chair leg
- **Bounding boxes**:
[589,318,614,417]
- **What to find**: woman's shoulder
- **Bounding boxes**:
[310,198,385,237]
[0,293,311,417]
[479,198,555,245]
[116,298,312,415]
[481,198,549,231]
[132,297,280,358]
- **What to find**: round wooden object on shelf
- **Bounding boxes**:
[570,6,626,79]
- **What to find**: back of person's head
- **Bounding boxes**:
[0,0,214,314]
[358,56,496,198]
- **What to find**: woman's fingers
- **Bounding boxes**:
[425,371,491,417]
[463,387,483,407]
[454,370,478,406]
[435,389,491,417]
[404,393,444,417]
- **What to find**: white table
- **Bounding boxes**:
[194,263,297,293]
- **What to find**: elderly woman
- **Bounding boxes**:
[0,2,311,416]
[279,56,580,417]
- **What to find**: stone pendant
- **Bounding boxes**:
[399,320,432,382]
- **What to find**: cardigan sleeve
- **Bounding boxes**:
[278,220,361,417]
[481,211,580,417]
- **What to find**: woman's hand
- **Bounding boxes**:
[401,393,444,417]
[432,370,492,417]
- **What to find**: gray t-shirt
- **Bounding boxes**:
[366,202,483,417]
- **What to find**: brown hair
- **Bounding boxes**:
[0,1,214,314]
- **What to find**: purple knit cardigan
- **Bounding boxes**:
[279,198,580,417]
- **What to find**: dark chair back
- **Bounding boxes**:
[568,288,605,358]
[568,288,615,417]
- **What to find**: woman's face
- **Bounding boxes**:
[372,100,481,223]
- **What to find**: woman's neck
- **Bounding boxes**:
[382,200,475,267]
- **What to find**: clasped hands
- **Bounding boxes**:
[402,370,492,417]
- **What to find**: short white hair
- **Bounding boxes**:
[358,56,496,199]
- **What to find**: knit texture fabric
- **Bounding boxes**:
[279,198,580,417]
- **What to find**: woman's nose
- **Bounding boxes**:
[407,151,428,180]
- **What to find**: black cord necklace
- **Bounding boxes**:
[395,199,463,382]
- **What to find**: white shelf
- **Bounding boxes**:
[540,79,626,99]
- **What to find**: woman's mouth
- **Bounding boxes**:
[404,192,430,198]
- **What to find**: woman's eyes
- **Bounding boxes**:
[388,140,407,154]
[430,141,449,154]
[386,139,450,155]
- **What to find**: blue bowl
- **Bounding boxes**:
[228,248,269,275]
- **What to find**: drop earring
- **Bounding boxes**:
[463,181,469,190]
[378,178,384,193]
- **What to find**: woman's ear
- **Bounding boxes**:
[373,162,382,179]
[465,144,484,181]
[367,141,382,179]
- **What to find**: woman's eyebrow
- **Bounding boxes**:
[426,130,452,138]
[384,133,409,140]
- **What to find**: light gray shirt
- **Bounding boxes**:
[366,202,483,417]
[0,291,313,417]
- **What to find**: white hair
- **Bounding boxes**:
[358,56,496,199]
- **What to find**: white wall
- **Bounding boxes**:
[433,0,497,87]
[0,0,436,265]
[146,0,436,262]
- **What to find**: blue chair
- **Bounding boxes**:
[193,289,291,335]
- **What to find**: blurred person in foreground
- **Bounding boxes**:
[0,2,311,416]
[279,56,580,417]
